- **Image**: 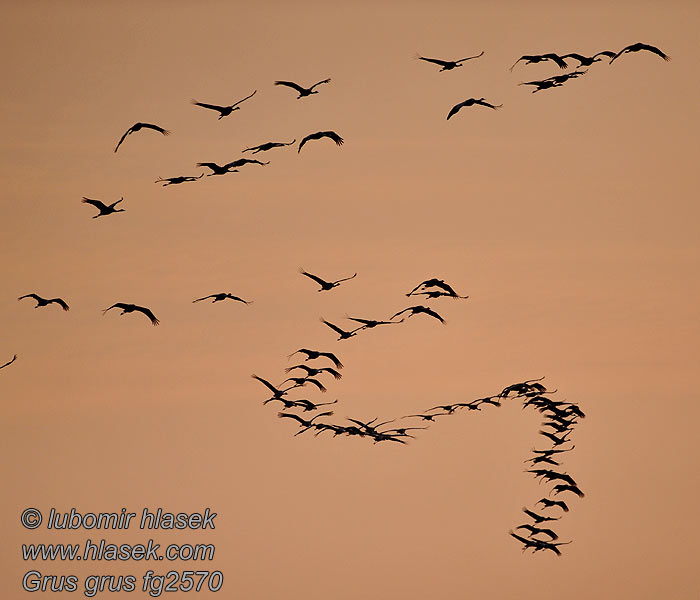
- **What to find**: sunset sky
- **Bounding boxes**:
[2,1,699,598]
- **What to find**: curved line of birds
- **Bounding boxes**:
[81,41,669,218]
[10,39,662,552]
[248,276,584,556]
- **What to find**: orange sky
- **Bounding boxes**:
[2,1,699,598]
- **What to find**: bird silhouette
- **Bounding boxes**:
[509,53,568,71]
[522,508,559,523]
[82,197,125,218]
[192,293,252,304]
[103,303,159,325]
[519,78,563,93]
[416,51,484,71]
[610,42,670,63]
[300,269,357,291]
[278,410,335,435]
[298,131,344,153]
[155,174,204,186]
[447,98,502,120]
[274,78,331,98]
[18,294,69,311]
[536,498,569,512]
[114,123,170,153]
[191,90,257,119]
[281,376,328,393]
[196,161,240,176]
[287,349,343,369]
[515,524,559,541]
[391,305,446,324]
[550,484,585,498]
[345,316,397,330]
[561,51,615,66]
[242,140,296,154]
[284,364,342,380]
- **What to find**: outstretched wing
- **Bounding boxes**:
[192,100,226,113]
[82,197,108,210]
[447,101,466,120]
[192,295,216,303]
[232,89,257,107]
[141,123,171,135]
[475,99,503,109]
[135,305,160,325]
[50,298,70,311]
[320,131,343,145]
[320,319,346,336]
[543,53,568,69]
[274,80,306,93]
[300,269,330,287]
[417,55,450,67]
[114,128,132,152]
[18,293,41,302]
[0,354,17,370]
[333,272,357,284]
[319,351,343,369]
[456,51,484,62]
[309,78,331,90]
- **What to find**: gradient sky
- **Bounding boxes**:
[2,1,699,598]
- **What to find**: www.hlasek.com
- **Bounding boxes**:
[20,507,222,597]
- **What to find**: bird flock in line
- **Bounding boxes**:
[7,39,670,555]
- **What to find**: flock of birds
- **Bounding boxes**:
[7,38,671,555]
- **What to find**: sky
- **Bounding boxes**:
[2,1,699,598]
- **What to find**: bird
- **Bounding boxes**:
[287,349,343,369]
[155,174,204,186]
[345,316,397,330]
[509,53,568,71]
[550,484,585,498]
[284,364,342,380]
[391,305,446,324]
[114,123,170,153]
[515,524,558,541]
[18,294,69,311]
[519,78,563,93]
[299,269,357,291]
[102,303,159,326]
[82,197,125,218]
[191,90,257,119]
[509,531,570,555]
[416,51,484,71]
[406,278,461,297]
[1,354,18,370]
[274,78,331,98]
[320,318,360,341]
[522,508,559,524]
[447,98,502,120]
[192,293,252,304]
[610,42,670,64]
[410,290,469,300]
[278,411,335,435]
[281,376,328,393]
[242,140,296,154]
[298,131,344,153]
[561,51,616,67]
[536,498,569,512]
[196,161,240,176]
[224,158,270,169]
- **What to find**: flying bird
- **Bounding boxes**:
[155,174,203,186]
[114,123,170,153]
[300,269,357,291]
[536,498,569,512]
[522,508,559,524]
[509,53,568,71]
[287,349,343,369]
[192,293,252,304]
[242,140,296,154]
[561,51,616,66]
[298,131,344,153]
[18,294,70,311]
[391,305,446,324]
[406,278,461,297]
[191,90,257,119]
[345,316,397,330]
[274,78,331,98]
[416,51,484,71]
[251,374,291,400]
[447,98,502,120]
[610,42,670,64]
[196,161,240,176]
[103,303,159,326]
[0,354,17,370]
[82,197,125,218]
[284,364,342,380]
[281,376,328,393]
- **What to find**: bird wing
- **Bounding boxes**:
[319,352,343,369]
[0,354,17,369]
[446,101,466,120]
[274,80,305,93]
[390,308,411,320]
[192,101,226,112]
[102,303,126,314]
[310,78,331,89]
[196,162,220,172]
[475,99,502,109]
[300,269,331,287]
[251,374,281,394]
[51,298,70,311]
[635,43,670,61]
[320,367,342,380]
[561,53,586,63]
[320,131,344,145]
[228,295,252,304]
[114,128,132,152]
[135,305,159,325]
[456,51,485,62]
[142,123,171,135]
[18,293,41,302]
[320,319,346,335]
[544,53,568,69]
[192,295,215,303]
[82,197,108,210]
[423,307,445,323]
[231,89,257,107]
[417,55,450,67]
[306,378,327,392]
[592,50,616,60]
[333,272,356,284]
